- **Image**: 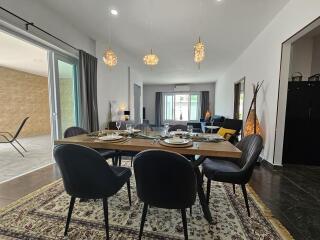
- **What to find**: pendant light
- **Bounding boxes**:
[193,0,206,68]
[103,7,118,68]
[143,0,159,67]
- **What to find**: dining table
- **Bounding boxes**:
[54,130,242,224]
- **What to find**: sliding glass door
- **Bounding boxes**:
[48,52,79,140]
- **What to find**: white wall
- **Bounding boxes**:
[143,83,215,125]
[215,0,320,165]
[0,0,96,55]
[96,40,144,129]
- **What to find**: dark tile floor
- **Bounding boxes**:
[0,163,319,240]
[250,163,320,240]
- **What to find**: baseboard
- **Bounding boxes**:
[0,163,54,184]
[259,158,283,170]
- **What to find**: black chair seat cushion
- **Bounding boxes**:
[202,158,243,184]
[121,151,138,157]
[97,149,117,159]
[110,166,132,180]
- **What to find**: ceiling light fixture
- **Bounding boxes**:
[193,0,206,69]
[194,37,205,67]
[143,0,159,67]
[143,49,159,66]
[103,5,118,68]
[103,48,117,68]
[110,9,118,16]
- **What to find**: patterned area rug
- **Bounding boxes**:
[0,162,292,240]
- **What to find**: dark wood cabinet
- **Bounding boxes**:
[283,81,320,165]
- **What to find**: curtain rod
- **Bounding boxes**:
[0,6,79,51]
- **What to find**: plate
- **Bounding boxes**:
[125,129,141,133]
[208,134,225,140]
[164,138,190,145]
[98,135,123,141]
[170,131,189,135]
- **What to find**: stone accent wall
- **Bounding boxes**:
[0,66,51,138]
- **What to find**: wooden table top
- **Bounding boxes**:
[54,133,242,159]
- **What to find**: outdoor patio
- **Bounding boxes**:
[0,135,53,183]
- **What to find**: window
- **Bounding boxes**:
[163,92,201,121]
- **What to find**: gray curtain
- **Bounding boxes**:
[155,92,163,127]
[201,91,209,118]
[79,50,99,132]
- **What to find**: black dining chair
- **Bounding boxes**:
[64,126,118,164]
[0,117,29,157]
[134,150,197,240]
[187,122,202,133]
[168,124,188,132]
[202,134,263,217]
[54,144,132,239]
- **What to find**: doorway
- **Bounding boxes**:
[48,52,79,140]
[0,30,52,182]
[274,17,320,166]
[0,29,80,182]
[134,84,141,124]
[234,77,245,120]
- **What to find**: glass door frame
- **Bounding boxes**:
[48,51,79,140]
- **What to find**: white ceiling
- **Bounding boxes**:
[0,30,48,77]
[40,0,289,84]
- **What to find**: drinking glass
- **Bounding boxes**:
[116,121,121,131]
[164,122,170,135]
[187,125,193,134]
[126,123,132,133]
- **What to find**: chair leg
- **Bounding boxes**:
[102,198,109,240]
[206,179,211,205]
[118,155,122,166]
[127,180,132,206]
[14,139,27,152]
[189,206,192,216]
[241,184,250,217]
[10,142,24,157]
[130,156,133,167]
[232,184,236,194]
[139,203,148,240]
[64,196,76,236]
[181,208,188,240]
[201,170,204,184]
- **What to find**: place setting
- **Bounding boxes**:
[159,136,194,148]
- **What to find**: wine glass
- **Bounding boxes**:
[116,121,121,131]
[187,125,193,134]
[164,122,170,136]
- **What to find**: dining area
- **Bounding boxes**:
[54,123,264,239]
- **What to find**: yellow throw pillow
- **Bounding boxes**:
[217,128,237,140]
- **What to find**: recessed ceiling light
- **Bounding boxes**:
[216,0,223,2]
[110,9,118,16]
